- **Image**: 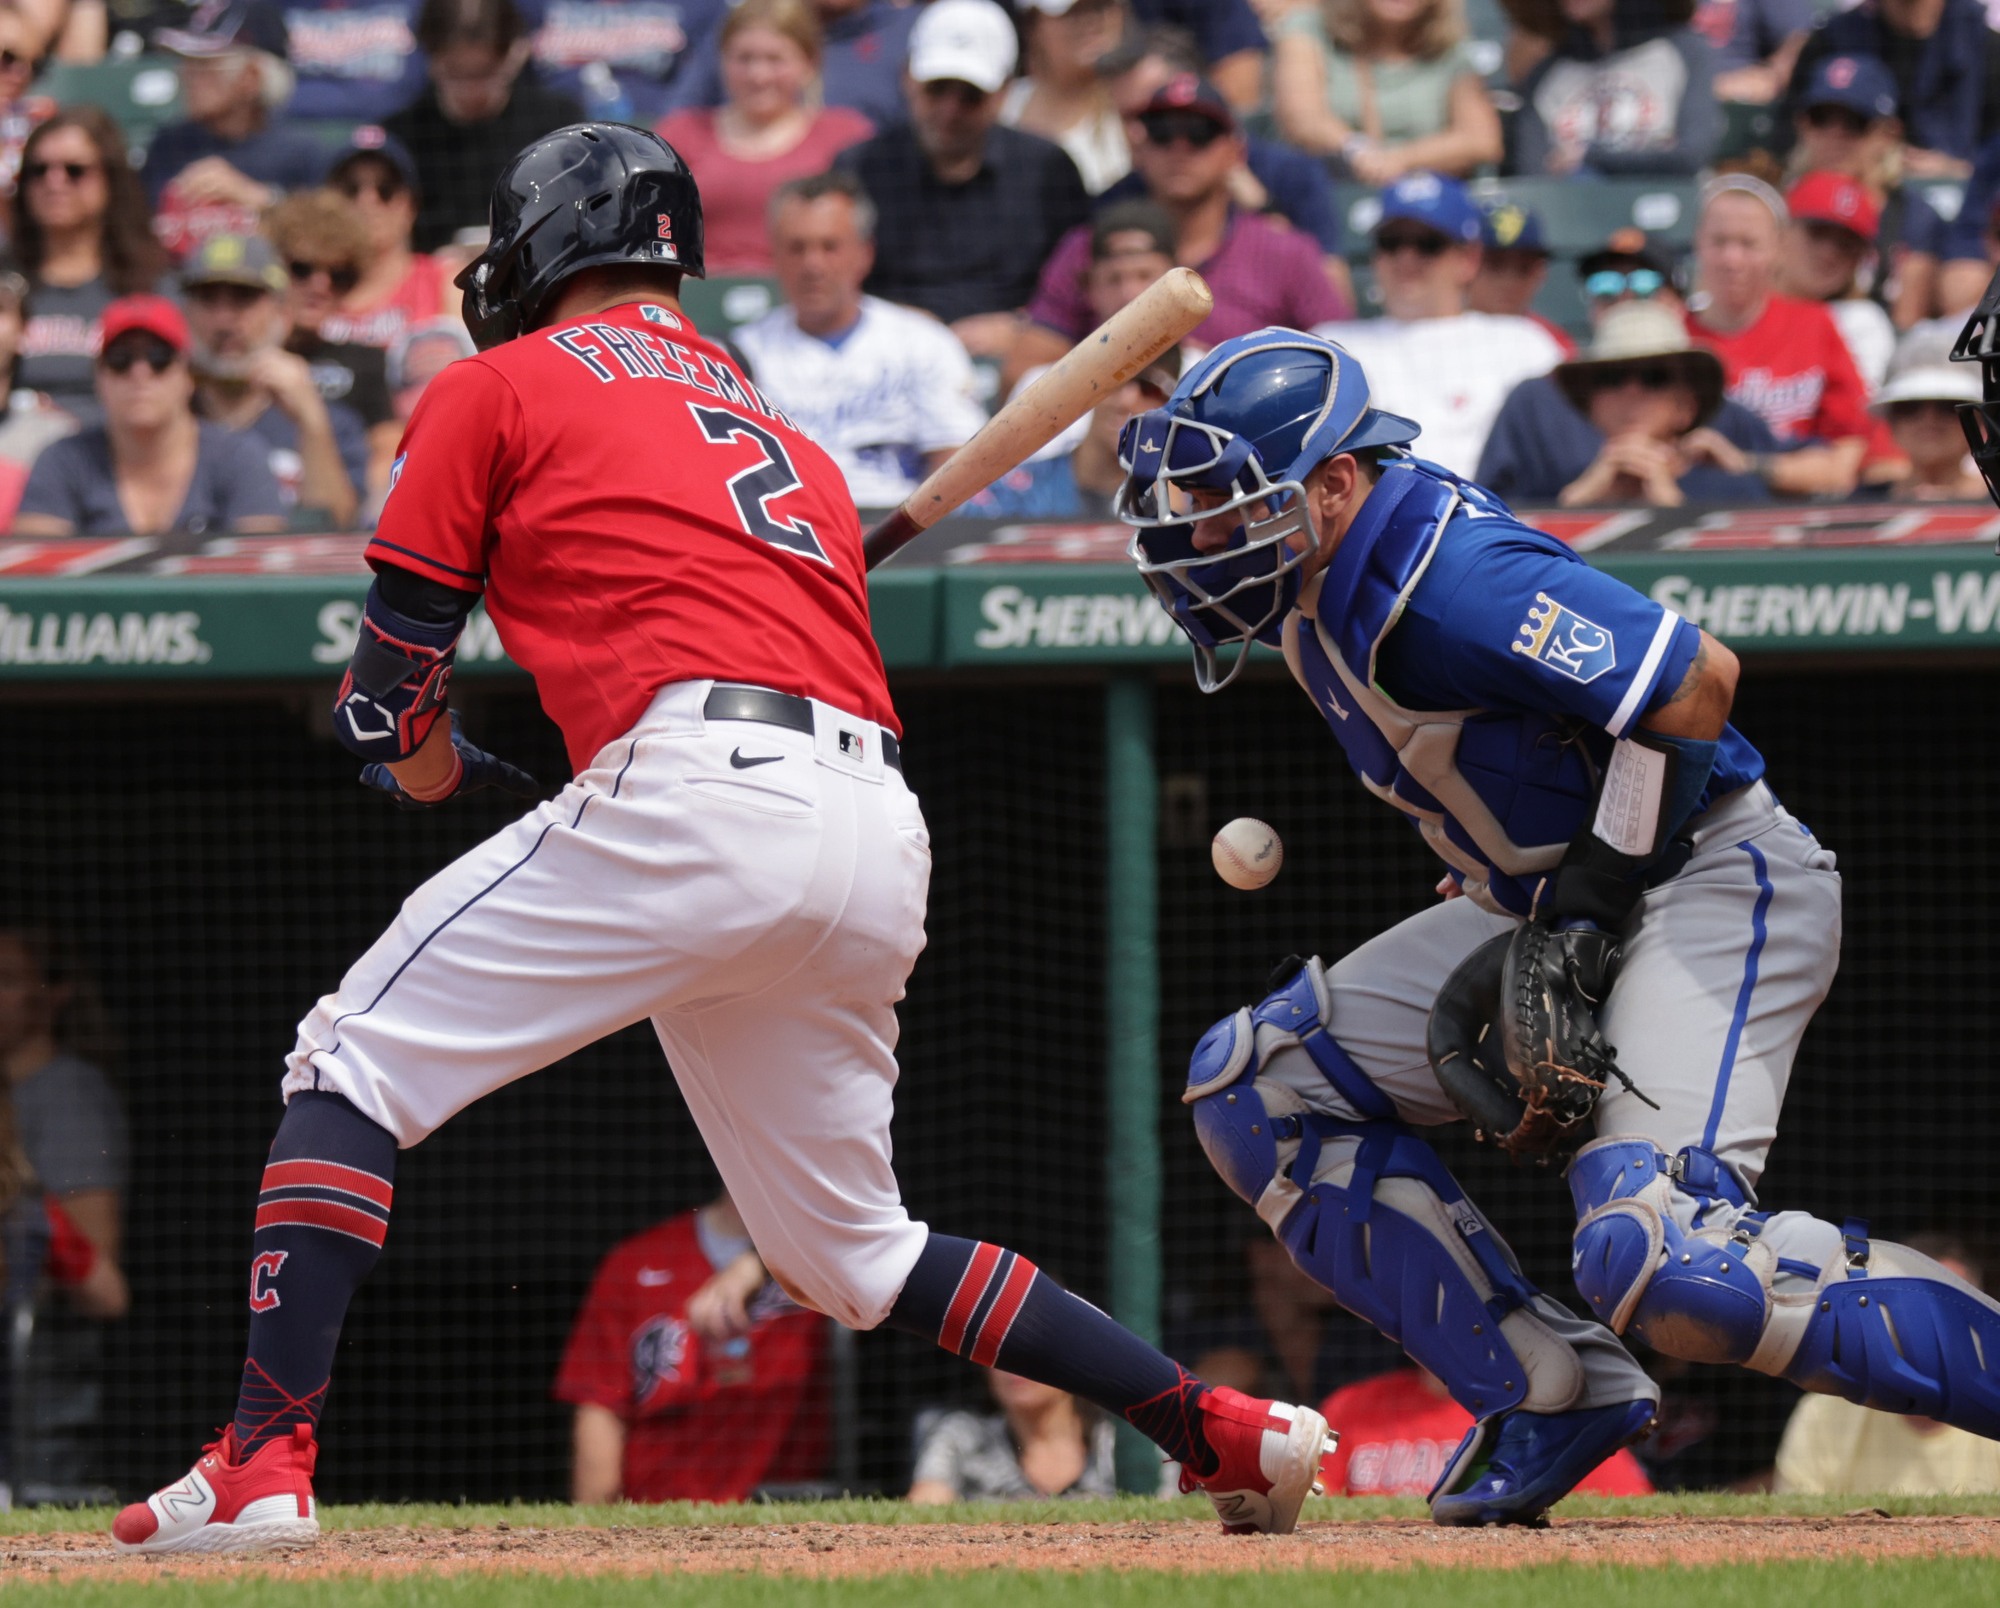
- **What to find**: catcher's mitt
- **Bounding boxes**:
[1427,923,1653,1160]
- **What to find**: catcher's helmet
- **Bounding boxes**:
[1116,329,1419,691]
[456,122,705,351]
[1952,264,2000,537]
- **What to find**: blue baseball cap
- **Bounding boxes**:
[1802,54,1898,121]
[1374,172,1483,245]
[1479,199,1547,254]
[332,125,422,199]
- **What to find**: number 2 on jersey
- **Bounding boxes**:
[688,404,828,564]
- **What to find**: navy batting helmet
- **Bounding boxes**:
[457,123,706,351]
[1117,330,1419,691]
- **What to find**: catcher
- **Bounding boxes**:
[1121,328,2000,1527]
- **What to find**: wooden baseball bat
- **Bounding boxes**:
[861,266,1214,570]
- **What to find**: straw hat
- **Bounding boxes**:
[1554,301,1727,427]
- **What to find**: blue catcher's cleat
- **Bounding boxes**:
[1428,1398,1657,1528]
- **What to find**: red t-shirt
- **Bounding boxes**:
[1318,1369,1654,1498]
[1685,295,1896,459]
[655,108,874,277]
[365,299,896,773]
[320,254,453,349]
[552,1211,829,1503]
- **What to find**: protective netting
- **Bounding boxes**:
[0,664,1992,1502]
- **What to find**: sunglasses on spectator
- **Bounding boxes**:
[1375,229,1451,259]
[1140,112,1227,150]
[24,159,99,184]
[1887,399,1961,421]
[1588,364,1680,393]
[1804,104,1872,136]
[101,336,180,375]
[337,175,404,203]
[290,259,362,294]
[1584,268,1665,301]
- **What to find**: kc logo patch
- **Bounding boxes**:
[1511,592,1617,684]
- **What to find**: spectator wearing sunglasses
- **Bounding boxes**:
[1001,0,1132,197]
[316,127,452,349]
[262,190,402,501]
[1468,201,1573,356]
[383,0,584,254]
[1684,174,1903,495]
[1781,171,1894,390]
[1513,0,1720,177]
[1313,172,1560,477]
[1016,75,1348,383]
[836,0,1091,358]
[143,3,332,264]
[11,294,285,536]
[182,233,365,529]
[1870,363,1986,499]
[14,108,170,431]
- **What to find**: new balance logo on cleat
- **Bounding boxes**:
[113,1423,320,1555]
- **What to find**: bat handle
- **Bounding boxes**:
[862,505,924,571]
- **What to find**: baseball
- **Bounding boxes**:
[1212,818,1283,890]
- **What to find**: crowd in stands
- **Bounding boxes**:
[0,0,1990,525]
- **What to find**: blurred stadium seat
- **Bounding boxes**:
[31,55,183,156]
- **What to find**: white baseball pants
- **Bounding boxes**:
[283,680,934,1331]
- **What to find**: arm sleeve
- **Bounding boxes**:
[363,359,521,593]
[217,431,287,527]
[14,438,85,525]
[1427,540,1694,737]
[1587,34,1721,174]
[1024,225,1095,338]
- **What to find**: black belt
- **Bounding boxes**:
[703,683,901,772]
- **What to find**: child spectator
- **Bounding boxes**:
[144,2,331,262]
[1002,0,1132,196]
[1782,171,1894,390]
[1316,171,1563,476]
[0,268,78,525]
[15,107,169,428]
[318,128,453,349]
[384,0,584,253]
[1513,0,1722,177]
[734,170,988,510]
[282,0,428,122]
[1468,200,1574,356]
[1684,174,1901,493]
[666,0,920,131]
[837,0,1091,357]
[1870,364,1987,499]
[655,0,874,277]
[12,295,285,535]
[1264,0,1502,184]
[555,1191,829,1503]
[183,233,364,528]
[1320,1364,1652,1497]
[1018,75,1348,376]
[263,190,403,500]
[909,1368,1116,1502]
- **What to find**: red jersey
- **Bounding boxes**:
[321,254,453,349]
[1685,295,1896,460]
[552,1211,829,1503]
[365,299,896,773]
[1318,1369,1654,1498]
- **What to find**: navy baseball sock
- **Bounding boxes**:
[233,1091,397,1457]
[884,1234,1217,1476]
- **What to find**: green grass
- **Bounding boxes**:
[2,1561,2000,1606]
[9,1489,2000,1537]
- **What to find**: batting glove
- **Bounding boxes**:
[360,712,543,810]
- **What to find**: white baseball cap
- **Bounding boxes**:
[1870,365,1983,411]
[908,0,1018,94]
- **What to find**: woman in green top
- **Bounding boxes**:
[1265,0,1502,185]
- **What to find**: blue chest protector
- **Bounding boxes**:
[1283,462,1606,917]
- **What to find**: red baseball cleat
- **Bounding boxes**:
[1179,1386,1335,1534]
[112,1422,319,1555]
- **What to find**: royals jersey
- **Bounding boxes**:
[553,1210,829,1502]
[365,300,897,772]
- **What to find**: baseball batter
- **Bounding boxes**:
[112,127,1331,1553]
[1121,328,2000,1525]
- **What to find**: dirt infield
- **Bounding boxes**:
[9,1514,2000,1581]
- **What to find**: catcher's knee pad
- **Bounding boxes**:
[1568,1137,1774,1365]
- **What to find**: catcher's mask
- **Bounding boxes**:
[1951,263,2000,537]
[1115,330,1420,691]
[457,122,706,352]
